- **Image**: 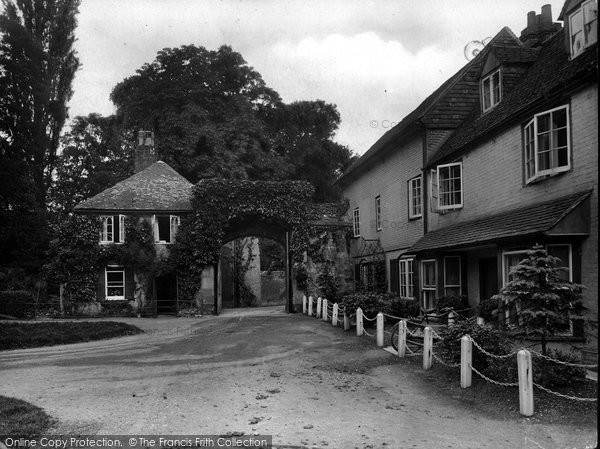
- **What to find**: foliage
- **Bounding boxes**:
[316,261,341,303]
[49,114,134,215]
[436,295,469,312]
[382,297,421,319]
[478,297,499,322]
[110,44,354,201]
[437,321,513,375]
[171,179,315,295]
[339,291,395,319]
[0,0,80,209]
[99,300,135,317]
[0,321,142,350]
[294,263,308,291]
[259,238,285,272]
[493,244,585,354]
[532,349,587,388]
[0,290,34,318]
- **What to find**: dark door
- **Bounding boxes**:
[479,257,498,301]
[155,274,177,315]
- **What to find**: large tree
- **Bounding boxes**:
[0,0,80,209]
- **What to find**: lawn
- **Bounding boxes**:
[0,396,54,435]
[0,321,143,350]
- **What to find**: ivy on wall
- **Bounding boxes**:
[171,179,316,299]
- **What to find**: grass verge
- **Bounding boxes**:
[0,396,54,435]
[0,321,143,350]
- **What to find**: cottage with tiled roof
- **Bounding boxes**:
[75,131,194,314]
[338,1,597,359]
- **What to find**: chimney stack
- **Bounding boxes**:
[134,130,156,173]
[520,4,562,47]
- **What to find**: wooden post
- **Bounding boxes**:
[397,320,406,357]
[302,295,307,314]
[460,335,472,388]
[376,312,384,347]
[308,295,313,316]
[356,308,364,336]
[332,303,338,326]
[423,326,433,370]
[476,317,485,326]
[518,349,534,416]
[343,309,350,331]
[316,297,322,318]
[448,311,456,326]
[322,299,328,321]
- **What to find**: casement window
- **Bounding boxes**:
[502,250,529,286]
[434,162,463,210]
[399,258,415,299]
[353,207,360,237]
[481,69,502,112]
[547,244,573,282]
[375,196,382,231]
[408,176,422,219]
[421,259,437,310]
[443,256,461,296]
[524,105,570,183]
[105,266,125,300]
[569,0,598,58]
[154,215,180,243]
[100,215,125,244]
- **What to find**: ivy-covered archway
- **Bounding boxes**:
[171,179,316,313]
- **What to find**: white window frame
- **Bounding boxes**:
[375,196,382,231]
[153,214,177,244]
[546,243,573,282]
[443,256,462,296]
[118,215,126,243]
[353,207,360,237]
[569,0,598,58]
[399,258,415,299]
[408,176,422,219]
[524,105,571,183]
[170,215,180,242]
[502,250,529,286]
[100,215,114,244]
[437,162,463,210]
[481,68,502,113]
[421,259,437,310]
[105,265,125,300]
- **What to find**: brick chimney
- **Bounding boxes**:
[520,4,562,47]
[134,130,156,173]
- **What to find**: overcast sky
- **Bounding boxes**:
[68,0,566,155]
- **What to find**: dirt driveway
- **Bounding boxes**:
[1,308,597,449]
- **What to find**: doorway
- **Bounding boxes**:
[155,273,177,314]
[479,257,498,301]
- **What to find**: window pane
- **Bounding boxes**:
[444,257,460,287]
[547,245,571,281]
[570,9,584,54]
[423,261,436,287]
[504,252,527,284]
[552,108,567,128]
[537,114,550,133]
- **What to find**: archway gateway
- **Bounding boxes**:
[171,179,315,315]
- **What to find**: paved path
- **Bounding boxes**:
[1,309,597,448]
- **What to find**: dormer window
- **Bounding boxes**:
[481,69,501,113]
[569,0,598,58]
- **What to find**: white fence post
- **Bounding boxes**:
[332,303,339,326]
[448,311,456,326]
[376,312,384,347]
[316,297,322,319]
[308,296,313,316]
[322,299,328,321]
[343,309,350,331]
[517,349,534,416]
[460,335,472,388]
[476,317,485,326]
[302,295,307,314]
[423,326,433,370]
[397,320,406,358]
[356,308,364,336]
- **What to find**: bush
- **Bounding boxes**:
[532,349,587,388]
[382,297,421,319]
[438,321,513,376]
[436,295,470,323]
[100,300,135,317]
[478,297,499,322]
[0,291,34,318]
[339,291,390,319]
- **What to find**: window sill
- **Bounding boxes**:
[408,215,422,221]
[105,297,126,301]
[526,167,570,185]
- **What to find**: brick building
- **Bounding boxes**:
[338,1,597,344]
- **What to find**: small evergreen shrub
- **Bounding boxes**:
[0,291,34,318]
[532,349,587,388]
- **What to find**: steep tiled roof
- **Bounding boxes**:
[429,29,598,166]
[336,28,524,185]
[74,161,193,213]
[408,190,591,253]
